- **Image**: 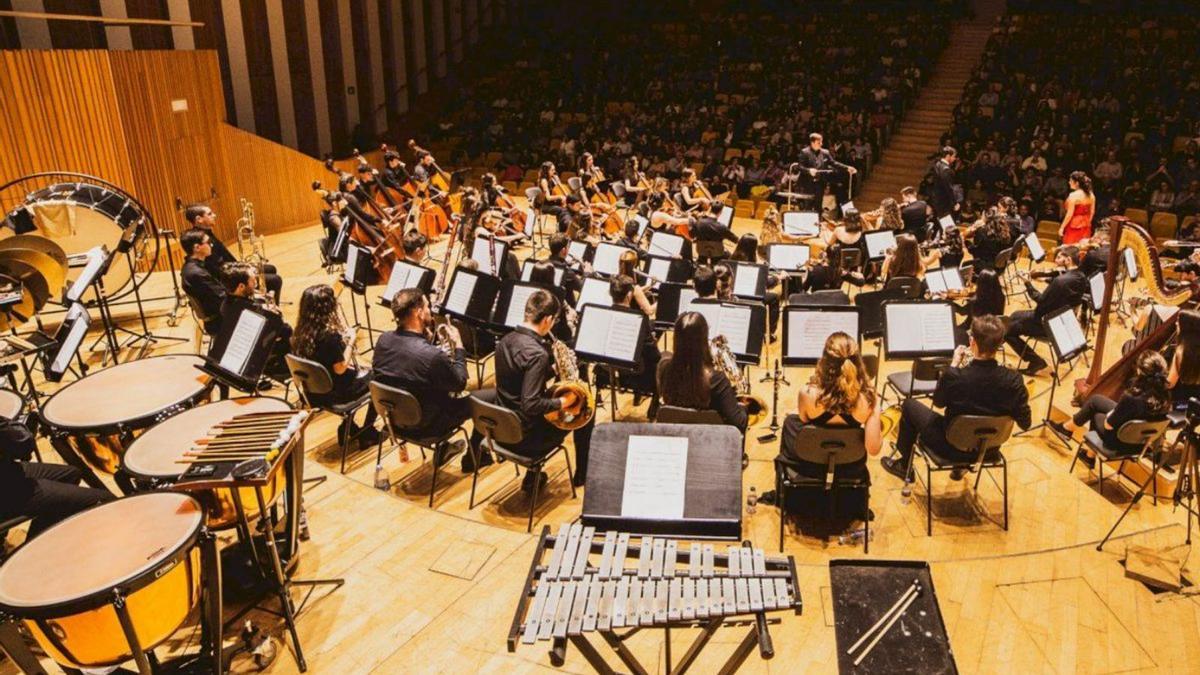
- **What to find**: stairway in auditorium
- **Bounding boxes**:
[856,0,1006,208]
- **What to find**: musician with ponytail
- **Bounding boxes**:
[1059,171,1096,244]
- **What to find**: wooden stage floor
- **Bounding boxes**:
[4,216,1200,674]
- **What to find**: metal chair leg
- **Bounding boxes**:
[339,414,351,474]
[562,446,577,499]
[1002,460,1009,531]
[429,445,440,508]
[527,466,541,533]
[863,490,870,554]
[926,463,933,537]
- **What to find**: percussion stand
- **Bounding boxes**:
[345,282,381,354]
[87,274,124,367]
[109,250,189,359]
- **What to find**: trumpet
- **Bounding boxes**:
[710,335,768,427]
[433,322,456,358]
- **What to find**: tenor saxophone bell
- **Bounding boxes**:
[545,336,595,431]
[710,335,769,427]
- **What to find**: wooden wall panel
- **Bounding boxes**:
[218,125,327,235]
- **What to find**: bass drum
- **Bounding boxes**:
[0,492,203,669]
[0,174,160,304]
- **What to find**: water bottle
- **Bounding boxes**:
[747,486,758,514]
[374,463,391,491]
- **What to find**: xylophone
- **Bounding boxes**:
[509,524,802,674]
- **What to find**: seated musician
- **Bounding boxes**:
[488,290,594,490]
[656,312,748,432]
[1053,352,1169,467]
[759,332,881,517]
[616,219,645,256]
[291,284,379,446]
[899,186,932,242]
[951,268,1005,344]
[863,198,903,232]
[0,416,113,538]
[621,156,649,205]
[731,233,781,335]
[880,233,938,283]
[381,150,412,195]
[537,162,572,233]
[1169,309,1200,406]
[679,169,711,212]
[1005,245,1088,375]
[691,204,739,246]
[185,204,283,303]
[924,215,965,268]
[607,275,661,407]
[219,261,293,382]
[965,211,1012,272]
[339,173,384,237]
[639,195,693,235]
[547,233,588,296]
[180,229,226,336]
[356,163,381,202]
[529,261,576,343]
[319,190,349,247]
[578,152,605,202]
[372,288,474,468]
[1078,224,1111,277]
[402,230,429,265]
[411,148,439,190]
[882,316,1032,481]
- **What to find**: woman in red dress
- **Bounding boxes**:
[1058,171,1095,244]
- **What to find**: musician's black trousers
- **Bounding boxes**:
[542,206,571,233]
[1004,309,1049,370]
[894,400,976,467]
[3,463,115,537]
[470,387,594,485]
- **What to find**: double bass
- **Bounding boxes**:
[407,139,456,239]
[354,147,409,212]
[312,180,395,284]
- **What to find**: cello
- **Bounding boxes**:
[481,173,528,234]
[312,180,394,285]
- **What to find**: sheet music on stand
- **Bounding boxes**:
[767,243,810,272]
[716,206,734,228]
[470,236,508,276]
[202,304,284,392]
[495,281,542,329]
[330,221,351,264]
[938,214,956,232]
[1044,306,1088,361]
[643,256,674,288]
[379,260,434,305]
[1123,247,1138,280]
[883,301,957,358]
[732,262,767,300]
[521,260,565,286]
[924,267,964,295]
[46,303,89,382]
[648,231,685,259]
[655,283,698,326]
[1024,232,1045,262]
[864,230,897,260]
[64,245,110,303]
[438,268,501,324]
[567,240,593,267]
[691,301,754,358]
[592,242,626,277]
[782,211,820,238]
[1088,271,1106,312]
[574,304,648,369]
[784,306,860,365]
[576,277,612,310]
[620,436,689,519]
[632,215,651,239]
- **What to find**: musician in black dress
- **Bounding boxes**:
[185,204,283,302]
[798,133,857,207]
[537,162,572,233]
[929,146,959,219]
[372,288,475,468]
[180,229,225,335]
[488,290,594,490]
[882,316,1031,481]
[608,275,661,402]
[656,312,748,431]
[1004,245,1088,375]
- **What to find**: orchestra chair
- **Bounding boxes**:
[656,405,747,461]
[468,395,576,532]
[774,422,870,552]
[1123,207,1150,228]
[788,290,850,306]
[567,176,583,195]
[882,356,950,410]
[369,381,472,507]
[883,275,923,299]
[836,248,865,292]
[1069,418,1170,501]
[184,292,214,356]
[285,354,373,474]
[913,415,1014,536]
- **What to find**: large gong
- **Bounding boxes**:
[0,173,161,305]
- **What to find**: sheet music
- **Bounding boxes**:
[925,268,948,295]
[444,273,477,316]
[841,201,855,213]
[1048,310,1086,356]
[567,241,589,266]
[925,267,963,295]
[647,257,672,285]
[577,277,612,309]
[592,243,624,276]
[575,307,642,362]
[678,288,699,316]
[470,237,504,275]
[1024,232,1045,261]
[787,310,858,361]
[621,435,689,520]
[633,215,650,239]
[218,309,266,376]
[717,207,733,228]
[344,245,361,285]
[648,232,684,258]
[697,303,751,355]
[782,212,820,237]
[51,304,90,374]
[938,214,955,232]
[66,246,106,302]
[733,264,761,298]
[768,244,810,270]
[1123,247,1138,280]
[1089,272,1105,311]
[865,230,896,258]
[886,303,956,353]
[505,285,539,328]
[382,261,423,303]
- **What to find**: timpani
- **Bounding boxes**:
[39,354,212,475]
[0,388,23,421]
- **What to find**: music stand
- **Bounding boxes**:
[342,243,381,351]
[566,240,594,267]
[854,288,910,390]
[924,267,964,296]
[1019,305,1090,444]
[781,212,820,239]
[647,231,686,259]
[436,267,502,330]
[731,262,768,302]
[575,277,613,311]
[1023,232,1046,268]
[655,283,699,330]
[864,230,897,262]
[66,244,123,365]
[574,304,649,421]
[521,260,566,286]
[783,305,861,367]
[591,242,627,278]
[378,260,435,307]
[43,303,90,383]
[881,300,957,359]
[198,303,285,394]
[492,280,546,333]
[690,299,766,366]
[470,236,510,277]
[107,219,189,357]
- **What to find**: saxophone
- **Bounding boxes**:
[710,335,768,427]
[544,336,595,431]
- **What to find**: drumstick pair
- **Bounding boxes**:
[176,411,309,465]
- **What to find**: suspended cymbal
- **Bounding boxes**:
[0,234,69,271]
[0,248,65,301]
[0,272,37,333]
[0,258,50,310]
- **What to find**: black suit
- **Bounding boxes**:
[182,258,225,335]
[372,329,473,442]
[895,359,1031,465]
[901,200,930,241]
[1005,268,1089,369]
[201,228,283,302]
[929,159,958,218]
[691,215,739,245]
[798,146,852,203]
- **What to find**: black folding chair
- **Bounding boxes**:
[774,422,870,552]
[469,395,577,532]
[370,381,471,506]
[1070,418,1171,500]
[285,354,372,473]
[882,356,951,409]
[883,275,923,299]
[913,414,1014,535]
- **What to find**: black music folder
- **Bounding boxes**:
[437,267,501,325]
[656,282,699,327]
[573,304,649,371]
[200,304,286,393]
[582,422,744,539]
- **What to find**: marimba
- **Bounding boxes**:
[509,524,802,674]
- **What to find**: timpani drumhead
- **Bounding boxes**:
[123,397,292,479]
[0,388,23,420]
[0,492,202,614]
[40,355,210,432]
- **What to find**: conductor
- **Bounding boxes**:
[797,133,857,208]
